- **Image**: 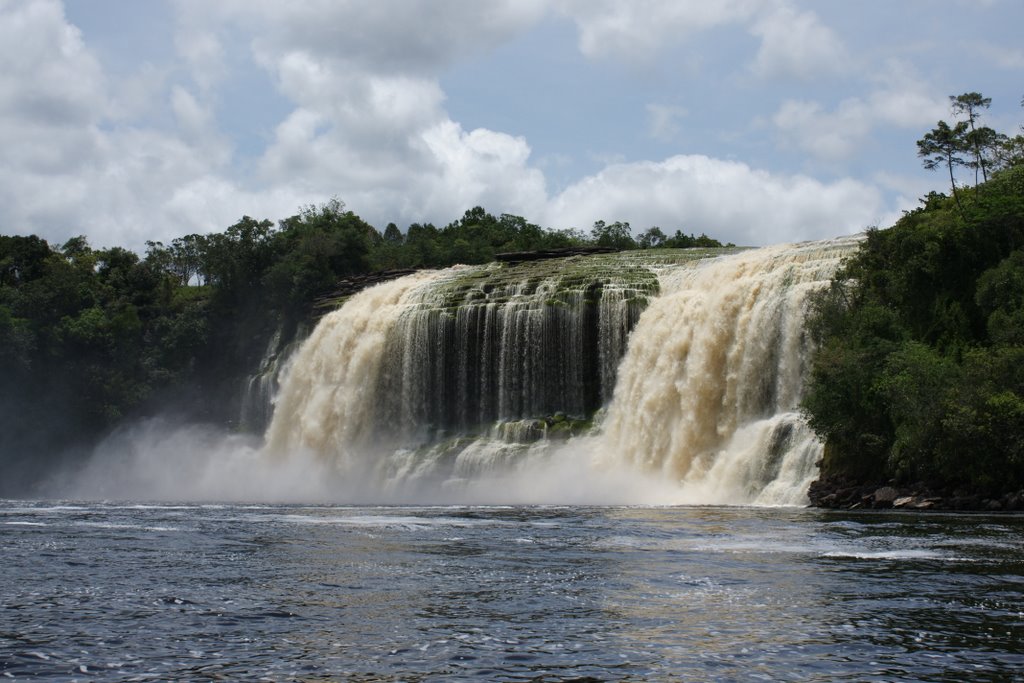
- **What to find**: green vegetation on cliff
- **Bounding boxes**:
[803,94,1024,497]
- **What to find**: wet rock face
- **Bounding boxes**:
[495,246,619,263]
[370,255,661,435]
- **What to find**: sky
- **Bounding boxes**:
[1,0,1022,251]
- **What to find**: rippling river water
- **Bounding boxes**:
[2,502,1022,681]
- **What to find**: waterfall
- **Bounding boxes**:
[239,328,282,432]
[595,239,857,504]
[266,256,658,452]
[265,270,448,459]
[264,240,857,504]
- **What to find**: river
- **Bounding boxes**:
[2,501,1022,681]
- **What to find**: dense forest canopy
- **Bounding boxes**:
[0,205,728,493]
[804,92,1024,498]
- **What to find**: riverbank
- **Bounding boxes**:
[808,475,1024,512]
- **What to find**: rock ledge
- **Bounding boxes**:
[808,476,1024,512]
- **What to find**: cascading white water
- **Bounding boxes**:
[267,256,655,456]
[264,239,858,505]
[594,238,857,504]
[265,270,449,461]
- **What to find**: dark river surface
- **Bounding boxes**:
[2,501,1022,681]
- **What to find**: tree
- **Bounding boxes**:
[404,222,440,267]
[265,198,374,308]
[497,213,545,252]
[440,206,502,264]
[61,236,91,260]
[168,234,207,286]
[637,227,667,249]
[804,158,1024,495]
[590,220,636,250]
[144,240,172,277]
[917,120,969,212]
[992,134,1024,171]
[951,92,994,183]
[383,223,404,245]
[0,234,52,287]
[546,228,589,247]
[202,216,276,292]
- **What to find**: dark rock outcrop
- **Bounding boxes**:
[808,475,1024,512]
[495,246,618,263]
[314,269,419,310]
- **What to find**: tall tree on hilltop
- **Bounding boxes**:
[951,92,997,184]
[917,119,969,212]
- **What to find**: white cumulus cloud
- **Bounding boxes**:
[557,0,759,62]
[772,65,949,162]
[749,3,848,80]
[177,0,549,76]
[544,155,886,245]
[4,0,992,252]
[0,0,260,248]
